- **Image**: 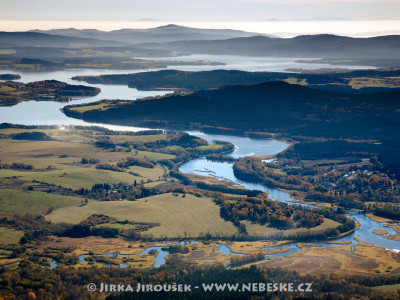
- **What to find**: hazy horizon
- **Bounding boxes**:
[1,20,400,38]
[2,0,399,37]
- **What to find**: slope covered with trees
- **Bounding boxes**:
[63,81,400,140]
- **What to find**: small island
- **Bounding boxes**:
[0,58,224,72]
[0,74,21,81]
[0,80,100,106]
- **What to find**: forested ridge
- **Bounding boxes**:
[64,81,400,140]
[72,68,400,93]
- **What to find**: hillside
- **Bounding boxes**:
[0,31,127,48]
[0,80,100,106]
[63,81,400,140]
[135,34,400,59]
[71,68,400,94]
[30,24,263,44]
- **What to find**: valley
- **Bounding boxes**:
[0,22,400,299]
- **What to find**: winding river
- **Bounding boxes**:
[178,135,400,253]
[1,58,398,269]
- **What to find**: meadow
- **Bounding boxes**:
[0,189,83,215]
[243,218,340,237]
[263,241,400,275]
[0,125,396,281]
[0,227,24,244]
[46,193,239,238]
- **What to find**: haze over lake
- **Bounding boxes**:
[2,20,400,37]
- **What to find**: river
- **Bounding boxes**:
[178,136,400,254]
[1,58,398,269]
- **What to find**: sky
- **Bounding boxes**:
[1,0,400,35]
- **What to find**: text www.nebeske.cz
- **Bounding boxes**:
[89,282,312,293]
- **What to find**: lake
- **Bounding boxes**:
[0,55,373,126]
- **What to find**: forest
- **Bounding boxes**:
[71,68,400,93]
[2,263,399,299]
[63,81,400,141]
[233,144,400,213]
[0,80,100,106]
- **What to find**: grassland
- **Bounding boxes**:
[0,126,183,246]
[0,227,24,244]
[0,130,175,190]
[365,213,394,223]
[0,126,237,238]
[261,240,400,275]
[228,241,289,254]
[243,218,340,238]
[0,189,84,215]
[372,229,388,236]
[34,236,154,255]
[177,242,231,265]
[21,168,140,190]
[283,78,307,85]
[46,193,238,238]
[372,283,400,293]
[385,224,400,242]
[31,236,161,269]
[347,76,400,89]
[32,237,235,268]
[68,101,131,113]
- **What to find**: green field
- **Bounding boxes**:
[135,150,175,161]
[46,193,238,237]
[0,227,24,244]
[372,283,400,293]
[0,189,84,215]
[20,168,139,189]
[0,133,173,189]
[347,76,400,89]
[244,218,340,237]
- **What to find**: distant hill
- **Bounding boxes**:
[0,46,174,60]
[71,68,400,94]
[63,81,400,140]
[135,34,400,58]
[5,28,399,62]
[30,24,264,44]
[72,69,285,89]
[0,32,128,48]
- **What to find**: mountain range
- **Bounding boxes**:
[134,34,400,58]
[0,25,399,64]
[0,31,128,48]
[29,24,263,44]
